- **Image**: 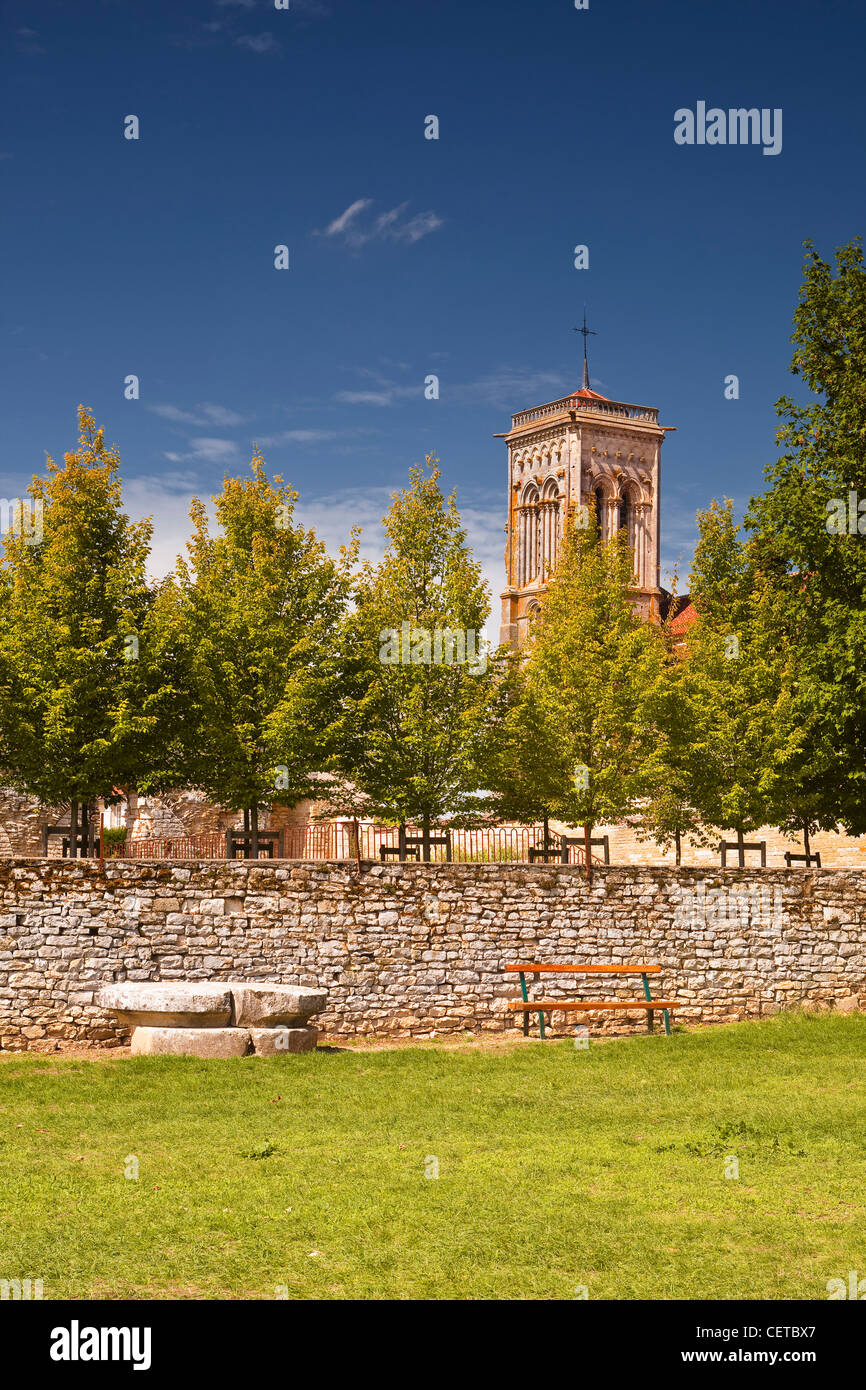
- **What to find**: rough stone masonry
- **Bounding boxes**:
[0,858,864,1050]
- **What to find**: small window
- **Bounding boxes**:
[594,488,605,538]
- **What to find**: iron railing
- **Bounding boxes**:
[102,822,604,864]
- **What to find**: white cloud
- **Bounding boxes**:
[451,367,572,410]
[315,200,443,249]
[165,437,240,465]
[234,32,280,53]
[122,477,200,581]
[335,387,422,407]
[320,199,372,238]
[150,402,247,427]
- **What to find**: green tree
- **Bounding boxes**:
[485,648,564,853]
[677,500,813,862]
[747,237,866,837]
[634,625,709,866]
[172,451,353,857]
[333,459,497,857]
[510,508,667,879]
[0,407,153,853]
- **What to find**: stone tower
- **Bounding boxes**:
[498,366,674,648]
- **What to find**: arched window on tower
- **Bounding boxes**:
[618,494,631,540]
[594,487,605,540]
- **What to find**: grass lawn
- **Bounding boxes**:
[1,1012,864,1301]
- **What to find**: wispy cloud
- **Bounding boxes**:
[150,402,247,427]
[164,438,241,465]
[335,387,422,407]
[234,32,281,54]
[328,364,571,411]
[256,428,344,445]
[315,200,444,249]
[451,367,572,410]
[16,26,45,55]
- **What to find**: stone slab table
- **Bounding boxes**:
[97,982,327,1057]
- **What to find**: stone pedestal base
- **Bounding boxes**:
[130,1026,251,1058]
[249,1026,318,1056]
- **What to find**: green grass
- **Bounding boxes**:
[1,1012,864,1300]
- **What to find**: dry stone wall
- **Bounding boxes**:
[0,859,864,1050]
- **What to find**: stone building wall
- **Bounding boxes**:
[0,859,863,1051]
[7,785,866,868]
[0,788,317,852]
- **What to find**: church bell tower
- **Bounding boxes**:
[498,321,674,647]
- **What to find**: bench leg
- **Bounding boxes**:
[518,973,530,1037]
[663,1009,671,1037]
[641,972,654,1034]
[534,973,546,1039]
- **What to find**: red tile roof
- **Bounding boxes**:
[670,600,697,636]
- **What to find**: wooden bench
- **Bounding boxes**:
[505,962,675,1039]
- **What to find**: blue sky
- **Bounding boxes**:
[3,0,865,623]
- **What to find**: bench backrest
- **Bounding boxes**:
[504,963,661,974]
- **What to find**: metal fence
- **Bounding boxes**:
[103,822,600,865]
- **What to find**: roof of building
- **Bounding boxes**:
[658,591,697,635]
[573,387,609,401]
[670,600,697,637]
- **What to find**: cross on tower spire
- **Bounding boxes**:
[573,309,597,390]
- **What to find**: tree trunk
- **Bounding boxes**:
[674,827,682,868]
[422,813,431,863]
[352,816,361,874]
[737,827,745,868]
[69,798,78,859]
[803,820,811,862]
[583,821,593,884]
[250,804,259,860]
[543,813,550,851]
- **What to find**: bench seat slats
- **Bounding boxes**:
[504,963,661,975]
[508,998,677,1012]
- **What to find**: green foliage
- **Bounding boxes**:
[169,451,355,841]
[677,502,783,838]
[0,407,154,819]
[746,237,866,835]
[100,826,128,846]
[494,508,667,849]
[332,459,498,831]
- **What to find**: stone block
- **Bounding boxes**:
[229,983,327,1027]
[97,982,232,1028]
[249,1026,318,1055]
[130,1026,251,1057]
[836,995,861,1014]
